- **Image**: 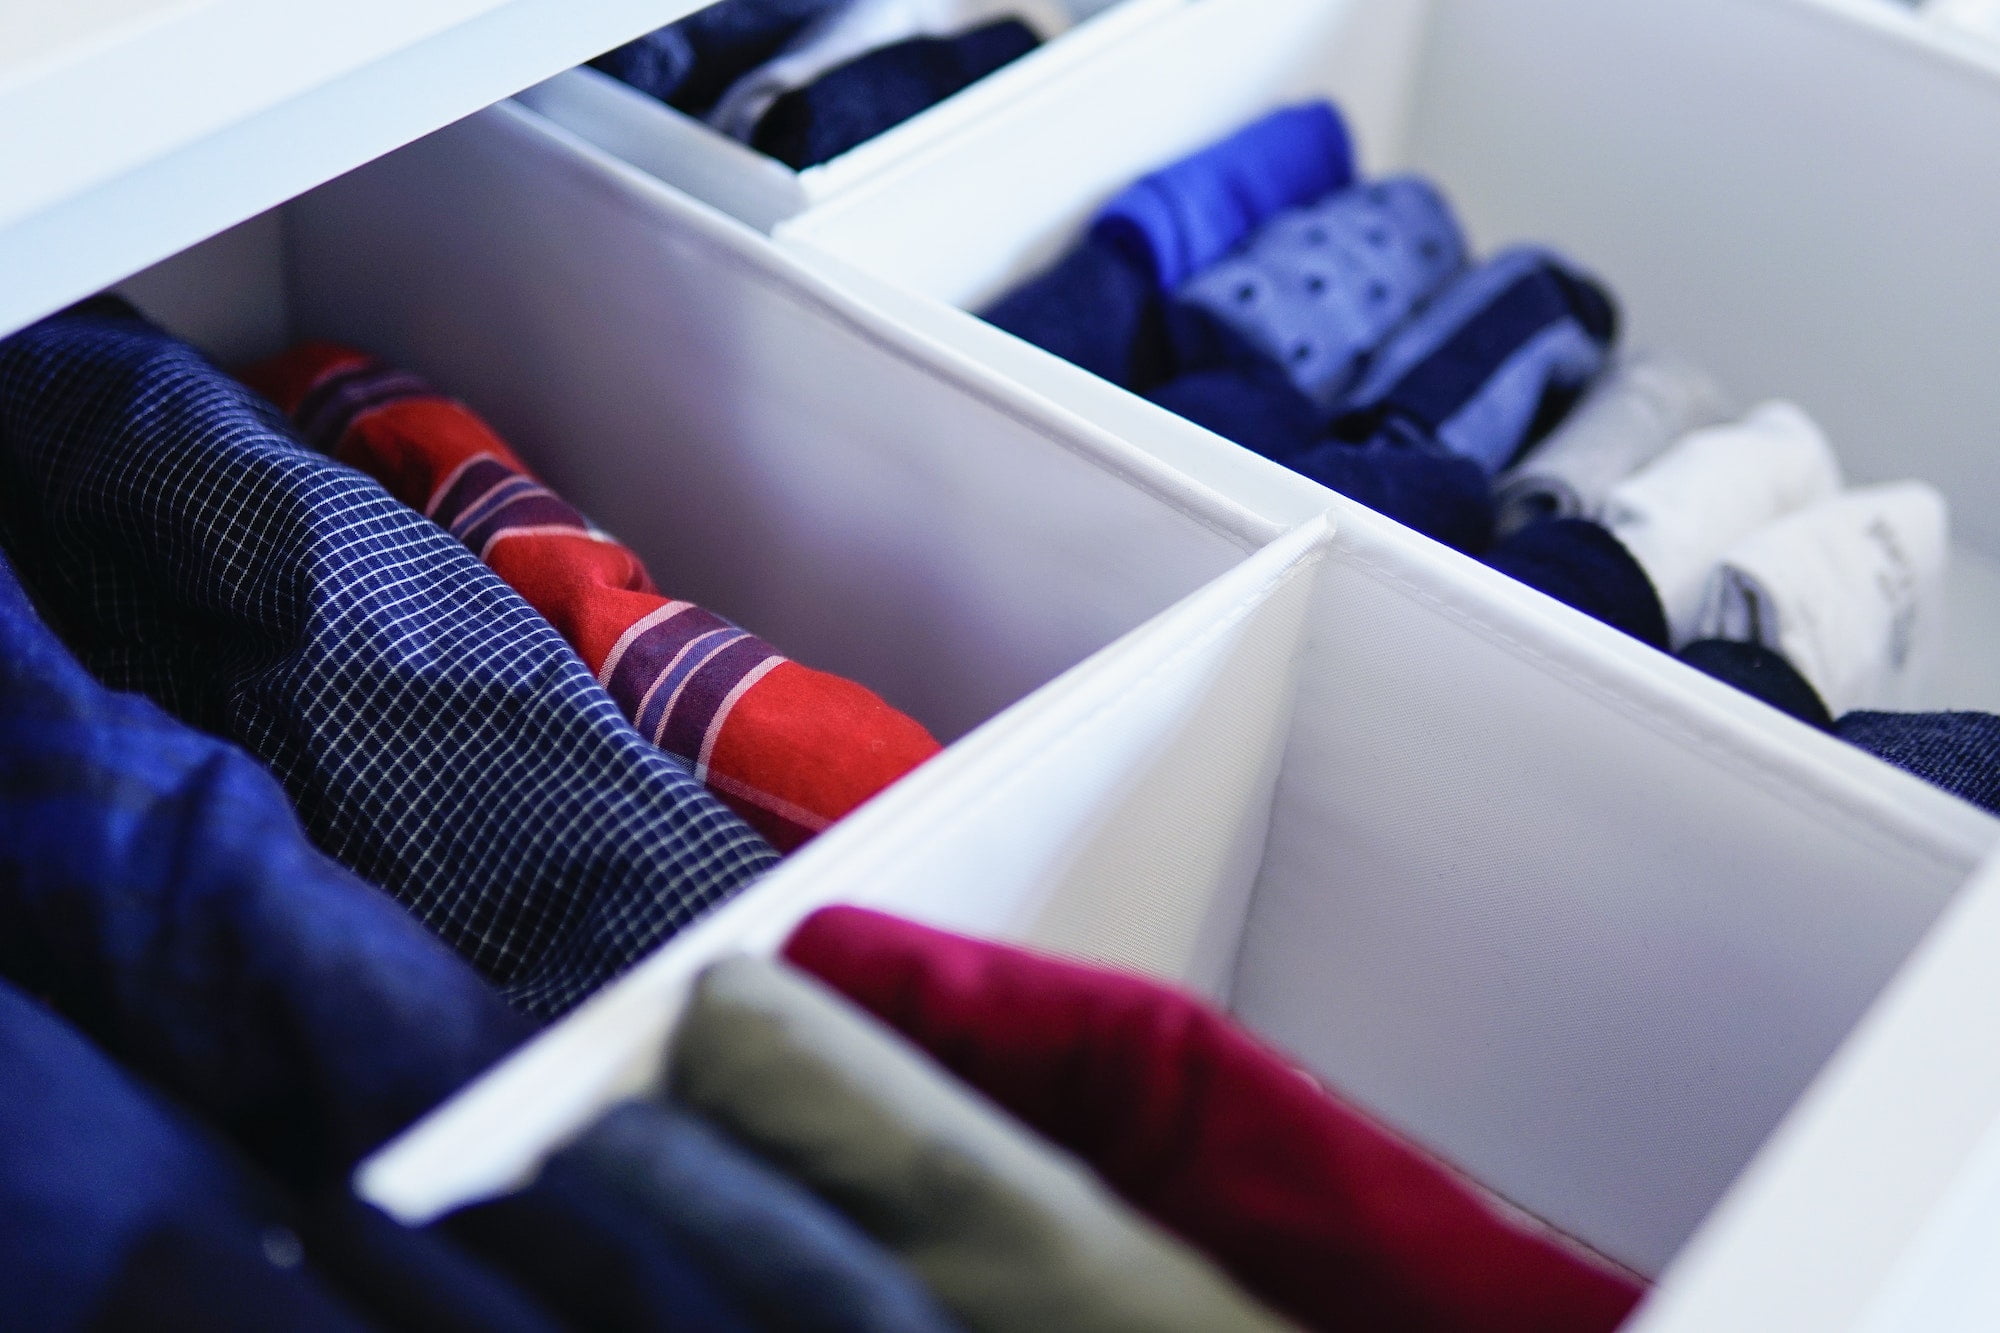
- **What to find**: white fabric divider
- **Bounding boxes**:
[357,516,1328,1225]
[515,0,1188,231]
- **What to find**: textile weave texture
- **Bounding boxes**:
[0,300,777,1018]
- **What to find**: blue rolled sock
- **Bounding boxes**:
[1093,102,1354,290]
[1836,711,2000,815]
[1334,246,1618,475]
[1286,434,1496,553]
[1169,176,1467,408]
[1678,639,1835,729]
[1484,518,1669,648]
[593,0,844,113]
[1145,358,1323,460]
[982,234,1175,390]
[751,19,1040,169]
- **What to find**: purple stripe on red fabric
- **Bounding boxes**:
[634,628,746,750]
[295,361,433,453]
[429,458,521,529]
[607,605,736,725]
[657,634,778,767]
[457,490,590,556]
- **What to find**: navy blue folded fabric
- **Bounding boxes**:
[1679,640,1835,730]
[0,300,777,1019]
[1287,434,1496,554]
[752,18,1040,168]
[571,1101,964,1333]
[0,978,372,1333]
[983,235,1176,390]
[1145,358,1323,460]
[1485,518,1670,649]
[1094,102,1355,291]
[1333,246,1618,475]
[594,0,842,113]
[0,547,532,1191]
[1837,711,2000,815]
[444,1150,762,1333]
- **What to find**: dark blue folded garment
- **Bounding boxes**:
[0,546,531,1193]
[1145,358,1323,461]
[0,300,777,1019]
[1485,518,1670,649]
[444,1149,763,1333]
[983,235,1175,391]
[1837,711,2000,815]
[593,0,843,113]
[1094,102,1354,291]
[752,19,1040,169]
[1333,246,1618,475]
[572,1101,965,1333]
[1285,432,1496,554]
[0,978,372,1333]
[1679,639,1835,730]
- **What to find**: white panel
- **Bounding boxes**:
[287,102,1277,742]
[115,209,292,365]
[358,520,1328,1224]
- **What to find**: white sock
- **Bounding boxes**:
[1494,351,1731,536]
[1605,400,1844,645]
[1693,481,1949,714]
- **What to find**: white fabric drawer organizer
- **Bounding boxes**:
[514,0,1188,230]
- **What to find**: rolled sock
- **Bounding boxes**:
[1286,434,1496,554]
[1837,711,2000,816]
[1333,246,1619,476]
[250,343,942,854]
[981,234,1174,389]
[1170,176,1468,408]
[1495,351,1733,536]
[671,956,1296,1333]
[1692,482,1948,714]
[1603,401,1844,646]
[1678,639,1835,730]
[593,0,845,113]
[1093,102,1355,290]
[1146,359,1324,460]
[751,19,1040,169]
[708,0,1068,142]
[1484,519,1670,649]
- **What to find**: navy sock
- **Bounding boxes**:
[1145,359,1323,460]
[1679,639,1836,729]
[593,0,843,114]
[1836,711,2000,814]
[752,19,1041,169]
[982,234,1175,390]
[1486,518,1670,649]
[1286,435,1496,554]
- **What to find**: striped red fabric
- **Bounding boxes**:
[247,343,940,851]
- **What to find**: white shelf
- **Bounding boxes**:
[0,0,703,341]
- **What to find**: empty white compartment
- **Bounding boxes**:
[515,0,1188,229]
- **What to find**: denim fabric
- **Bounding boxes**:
[1172,177,1466,408]
[0,300,776,1019]
[445,1149,762,1333]
[594,0,843,113]
[1679,640,1835,731]
[1485,519,1670,649]
[1334,246,1617,476]
[568,1100,963,1333]
[1094,103,1354,291]
[1838,711,2000,815]
[981,235,1175,390]
[0,978,372,1333]
[0,548,532,1192]
[752,19,1040,168]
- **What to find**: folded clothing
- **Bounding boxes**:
[560,1100,964,1333]
[0,546,530,1193]
[1484,519,1670,649]
[1603,401,1844,647]
[752,19,1041,168]
[1095,102,1355,291]
[1171,176,1467,409]
[592,0,843,113]
[1691,481,1948,715]
[0,300,776,1019]
[1286,434,1496,554]
[708,0,1067,142]
[1145,355,1323,460]
[982,234,1176,390]
[250,343,940,854]
[1495,351,1733,536]
[1677,639,1835,731]
[1837,711,2000,816]
[784,906,1644,1333]
[1332,245,1617,476]
[671,955,1295,1333]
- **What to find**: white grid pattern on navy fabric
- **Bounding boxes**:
[0,303,777,1017]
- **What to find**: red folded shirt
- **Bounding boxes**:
[247,344,940,851]
[784,905,1644,1333]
